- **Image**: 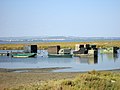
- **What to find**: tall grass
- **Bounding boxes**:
[6,71,120,90]
[0,41,120,50]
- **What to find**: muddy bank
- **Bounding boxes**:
[0,67,78,90]
[0,67,71,73]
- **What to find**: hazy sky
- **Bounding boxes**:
[0,0,120,37]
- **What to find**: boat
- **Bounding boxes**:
[48,54,72,58]
[11,45,37,58]
[73,53,96,58]
[11,53,37,58]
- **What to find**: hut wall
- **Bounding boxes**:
[113,47,118,53]
[88,49,98,57]
[24,45,31,53]
[75,44,80,51]
[31,45,37,53]
[48,46,60,54]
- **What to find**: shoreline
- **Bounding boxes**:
[0,67,71,73]
[0,67,120,73]
[0,67,120,90]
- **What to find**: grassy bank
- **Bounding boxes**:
[0,68,79,90]
[3,70,120,90]
[0,41,120,50]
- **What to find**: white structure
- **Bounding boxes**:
[75,44,80,51]
[59,49,71,54]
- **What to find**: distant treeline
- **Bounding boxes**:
[0,41,120,50]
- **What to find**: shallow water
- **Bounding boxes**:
[0,50,120,72]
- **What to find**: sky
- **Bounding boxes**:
[0,0,120,37]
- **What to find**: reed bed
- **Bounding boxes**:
[0,41,120,50]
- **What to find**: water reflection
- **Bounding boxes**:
[0,56,39,64]
[74,57,98,64]
[100,53,119,62]
[43,58,72,64]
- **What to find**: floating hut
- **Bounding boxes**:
[11,45,37,58]
[73,44,98,58]
[24,45,37,53]
[100,47,119,54]
[48,45,72,58]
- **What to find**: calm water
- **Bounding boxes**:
[0,50,120,72]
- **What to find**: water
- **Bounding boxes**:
[0,37,120,44]
[0,50,120,72]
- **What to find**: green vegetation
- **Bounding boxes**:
[6,71,120,90]
[0,41,120,50]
